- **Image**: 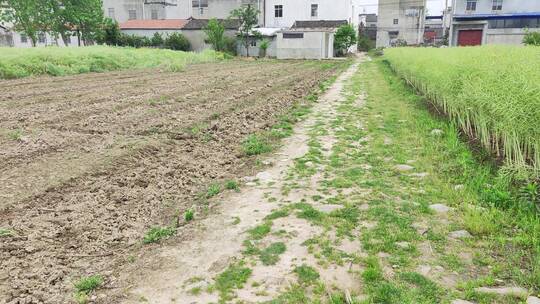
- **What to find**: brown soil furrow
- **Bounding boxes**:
[0,59,345,304]
[0,62,269,128]
[0,61,257,102]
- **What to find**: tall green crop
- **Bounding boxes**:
[0,46,224,79]
[384,46,540,177]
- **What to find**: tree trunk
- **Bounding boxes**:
[77,30,81,47]
[245,38,249,57]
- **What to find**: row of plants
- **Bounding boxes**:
[384,46,540,180]
[98,19,191,51]
[0,46,223,79]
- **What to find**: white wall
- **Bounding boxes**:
[264,0,355,28]
[453,0,540,15]
[377,0,426,47]
[103,0,190,23]
[11,32,81,48]
[276,31,334,59]
[238,36,277,57]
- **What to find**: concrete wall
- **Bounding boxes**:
[276,31,334,60]
[238,36,277,57]
[377,0,426,47]
[0,28,13,47]
[11,32,81,48]
[453,0,540,15]
[264,0,355,28]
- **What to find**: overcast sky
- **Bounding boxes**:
[357,0,447,16]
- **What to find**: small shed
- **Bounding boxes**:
[276,20,348,60]
[238,28,281,58]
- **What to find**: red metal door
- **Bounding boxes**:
[458,30,483,46]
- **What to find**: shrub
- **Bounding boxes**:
[98,18,121,46]
[334,24,357,56]
[151,32,164,47]
[223,36,238,56]
[204,18,225,51]
[523,30,540,46]
[259,39,270,57]
[165,32,191,51]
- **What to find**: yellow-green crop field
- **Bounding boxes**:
[385,46,540,178]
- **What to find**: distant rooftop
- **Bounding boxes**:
[119,19,188,30]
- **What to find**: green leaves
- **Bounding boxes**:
[334,24,358,56]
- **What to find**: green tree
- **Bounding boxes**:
[334,24,357,56]
[230,4,259,57]
[523,30,540,46]
[0,0,49,46]
[97,18,121,46]
[59,0,104,46]
[204,18,225,51]
[259,38,269,57]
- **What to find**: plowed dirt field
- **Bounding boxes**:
[0,59,346,303]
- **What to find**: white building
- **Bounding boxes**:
[449,0,540,46]
[103,0,261,24]
[263,0,361,28]
[376,0,427,47]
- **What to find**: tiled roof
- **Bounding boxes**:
[291,20,348,29]
[119,19,189,30]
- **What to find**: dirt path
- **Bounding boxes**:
[118,54,539,304]
[118,57,364,303]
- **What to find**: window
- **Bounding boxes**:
[488,17,540,29]
[192,0,208,8]
[20,34,27,43]
[108,8,115,18]
[311,4,318,17]
[466,0,477,11]
[250,39,257,47]
[393,19,399,25]
[283,32,304,39]
[275,5,283,18]
[38,32,46,44]
[492,0,503,11]
[151,9,158,20]
[128,9,137,20]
